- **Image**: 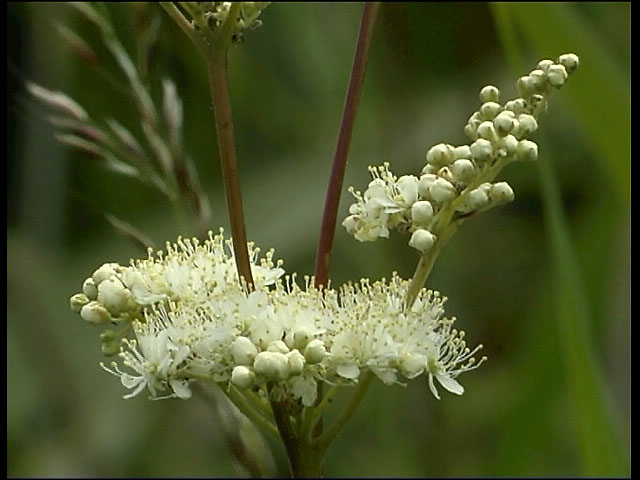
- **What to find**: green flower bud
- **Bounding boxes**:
[517,139,538,162]
[231,336,259,365]
[82,278,98,300]
[70,293,90,313]
[490,182,515,204]
[80,301,111,325]
[411,200,434,225]
[286,349,306,376]
[101,340,120,357]
[231,365,256,389]
[304,339,327,364]
[479,101,502,120]
[464,123,478,141]
[470,138,493,163]
[479,85,500,103]
[253,351,289,381]
[100,329,117,342]
[557,53,579,74]
[451,159,475,182]
[409,228,436,253]
[547,64,568,88]
[426,143,455,167]
[429,177,457,202]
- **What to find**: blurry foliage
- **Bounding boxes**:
[7,2,629,477]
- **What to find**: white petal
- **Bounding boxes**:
[170,379,192,399]
[337,363,360,379]
[428,374,441,400]
[436,372,464,395]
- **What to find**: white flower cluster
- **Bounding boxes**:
[70,231,485,403]
[343,54,579,253]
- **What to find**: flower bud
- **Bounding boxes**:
[453,145,472,160]
[537,59,555,72]
[97,277,130,315]
[304,339,327,364]
[253,351,290,381]
[429,177,456,203]
[418,174,437,198]
[557,53,579,74]
[101,340,120,357]
[82,278,98,299]
[409,229,436,253]
[505,98,527,115]
[466,186,489,211]
[477,121,498,141]
[498,135,519,156]
[518,114,538,135]
[479,85,500,103]
[70,293,90,313]
[286,349,306,375]
[231,336,259,365]
[464,123,478,141]
[436,166,454,183]
[426,143,454,167]
[92,263,119,285]
[396,175,419,205]
[231,365,256,389]
[490,182,515,204]
[547,64,568,88]
[411,200,434,225]
[517,140,538,162]
[516,75,535,98]
[479,101,502,120]
[267,340,290,354]
[528,69,546,90]
[292,327,312,350]
[470,138,493,163]
[451,159,475,183]
[493,111,515,136]
[342,215,360,235]
[100,329,117,342]
[80,301,112,325]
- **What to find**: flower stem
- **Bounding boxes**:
[313,2,381,288]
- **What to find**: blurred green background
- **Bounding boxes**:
[7,2,630,477]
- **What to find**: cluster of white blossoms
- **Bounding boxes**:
[70,230,485,404]
[343,53,579,253]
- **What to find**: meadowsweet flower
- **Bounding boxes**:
[343,54,579,253]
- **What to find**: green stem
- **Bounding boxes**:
[223,385,280,441]
[314,372,374,453]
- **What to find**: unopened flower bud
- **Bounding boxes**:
[100,329,117,342]
[470,138,493,163]
[477,121,498,141]
[292,327,312,350]
[409,229,436,253]
[286,349,306,375]
[267,340,290,354]
[451,159,475,182]
[304,339,327,364]
[528,69,546,90]
[537,59,555,72]
[231,336,259,365]
[517,75,535,98]
[97,277,130,315]
[505,98,527,115]
[70,293,89,313]
[466,186,490,210]
[411,200,434,225]
[426,143,454,167]
[547,64,568,88]
[429,177,456,202]
[490,182,515,204]
[479,85,500,103]
[498,135,519,156]
[418,174,437,198]
[557,53,579,74]
[493,111,515,136]
[518,114,538,135]
[231,365,256,389]
[464,123,478,141]
[92,263,119,285]
[253,351,290,381]
[479,101,502,120]
[101,340,120,357]
[517,140,538,162]
[80,301,112,325]
[453,145,472,160]
[82,278,98,299]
